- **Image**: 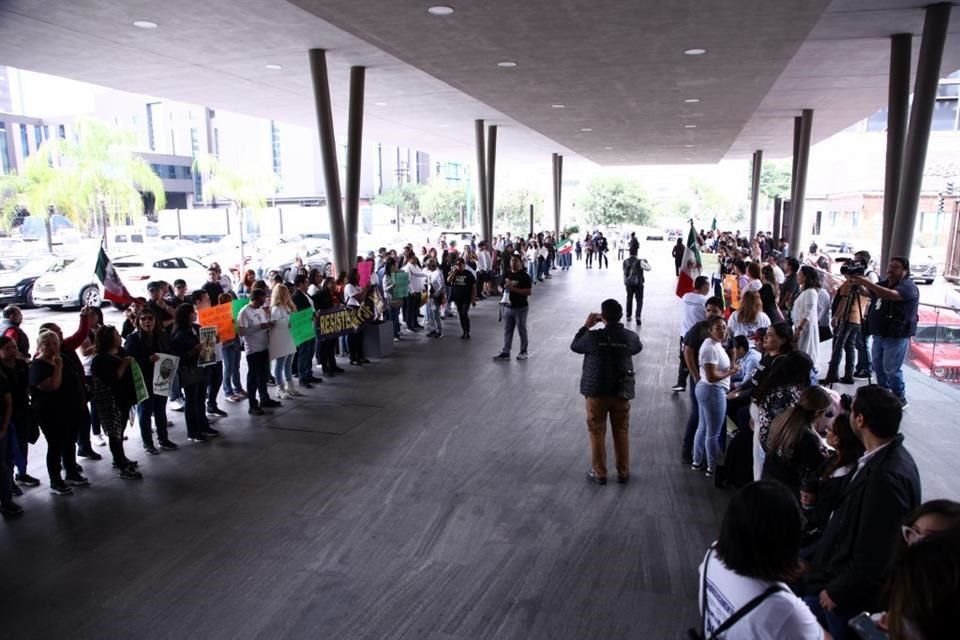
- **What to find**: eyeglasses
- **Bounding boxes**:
[902,525,925,545]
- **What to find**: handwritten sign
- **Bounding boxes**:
[289,308,316,346]
[358,261,373,288]
[198,327,219,366]
[152,353,179,397]
[392,271,409,299]
[198,304,236,342]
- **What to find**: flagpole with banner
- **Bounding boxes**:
[94,243,135,306]
[675,221,702,298]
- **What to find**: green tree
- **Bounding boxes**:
[494,186,544,234]
[579,177,653,227]
[375,183,423,224]
[760,161,792,199]
[419,181,467,228]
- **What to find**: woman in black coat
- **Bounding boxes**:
[169,303,213,442]
[124,309,177,454]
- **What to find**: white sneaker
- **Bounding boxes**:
[94,434,107,447]
[277,387,290,400]
[285,383,302,397]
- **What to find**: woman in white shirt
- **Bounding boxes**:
[698,481,827,640]
[728,290,771,343]
[343,269,369,365]
[693,316,739,477]
[269,283,299,399]
[792,266,821,372]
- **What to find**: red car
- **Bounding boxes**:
[909,307,960,383]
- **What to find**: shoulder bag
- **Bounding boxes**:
[688,548,785,640]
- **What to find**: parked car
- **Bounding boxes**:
[112,253,209,300]
[908,307,960,383]
[0,256,77,308]
[910,257,938,284]
[32,255,103,309]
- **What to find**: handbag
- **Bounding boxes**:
[688,548,784,640]
[818,324,833,342]
[179,364,207,386]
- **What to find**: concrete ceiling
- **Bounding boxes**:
[0,0,959,167]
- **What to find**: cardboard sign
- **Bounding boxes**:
[152,353,179,397]
[198,303,236,342]
[358,261,373,288]
[198,327,219,366]
[392,271,409,299]
[289,308,316,346]
[130,360,150,405]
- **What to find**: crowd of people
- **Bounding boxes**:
[672,228,957,639]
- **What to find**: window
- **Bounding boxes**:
[167,165,176,179]
[146,103,157,151]
[34,125,43,148]
[20,124,30,157]
[932,98,958,131]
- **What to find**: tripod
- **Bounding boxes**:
[825,286,873,388]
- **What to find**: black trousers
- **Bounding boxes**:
[676,337,689,387]
[317,338,337,372]
[404,293,421,329]
[455,300,471,334]
[347,332,364,361]
[39,418,78,483]
[246,350,270,408]
[625,285,644,320]
[597,251,608,268]
[206,362,223,410]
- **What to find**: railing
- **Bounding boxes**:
[910,302,960,383]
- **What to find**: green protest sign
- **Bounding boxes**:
[231,297,247,320]
[393,271,409,299]
[130,360,149,404]
[289,308,316,346]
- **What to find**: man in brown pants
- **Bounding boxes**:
[570,299,643,484]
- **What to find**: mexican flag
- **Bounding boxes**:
[675,222,702,298]
[557,239,574,254]
[94,245,134,305]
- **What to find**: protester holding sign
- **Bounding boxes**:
[343,269,371,365]
[123,309,177,455]
[170,303,215,442]
[313,277,342,377]
[292,275,320,388]
[237,289,281,416]
[270,283,300,399]
[91,326,142,479]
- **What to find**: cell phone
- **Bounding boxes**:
[848,612,888,640]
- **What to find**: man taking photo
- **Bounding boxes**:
[570,299,642,485]
[852,257,919,408]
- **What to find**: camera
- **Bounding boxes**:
[840,259,867,277]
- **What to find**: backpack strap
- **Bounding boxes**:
[708,581,785,639]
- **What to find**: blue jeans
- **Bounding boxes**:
[872,336,909,400]
[137,395,169,447]
[501,306,529,354]
[693,382,726,470]
[273,353,295,386]
[298,339,317,383]
[222,341,243,395]
[527,261,536,283]
[803,595,854,640]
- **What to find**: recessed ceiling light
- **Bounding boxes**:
[375,102,388,106]
[684,48,706,56]
[427,6,455,16]
[133,20,158,29]
[551,104,566,109]
[497,61,518,68]
[265,64,283,70]
[604,146,613,150]
[684,124,697,129]
[684,98,701,103]
[684,144,695,148]
[580,128,593,132]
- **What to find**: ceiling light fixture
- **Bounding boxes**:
[427,6,455,16]
[375,102,388,106]
[551,104,566,109]
[604,146,613,150]
[580,128,593,132]
[133,20,158,29]
[265,64,283,70]
[684,98,701,103]
[497,61,518,68]
[684,48,706,56]
[684,124,697,129]
[684,144,695,148]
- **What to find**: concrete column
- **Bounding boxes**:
[772,197,782,244]
[486,125,498,241]
[788,110,813,258]
[552,153,559,237]
[557,154,564,236]
[749,150,763,238]
[890,4,952,261]
[881,34,912,268]
[344,66,365,266]
[474,120,488,241]
[308,49,348,272]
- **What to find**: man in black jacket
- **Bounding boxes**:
[292,275,320,388]
[570,299,642,485]
[803,384,920,640]
[621,248,645,325]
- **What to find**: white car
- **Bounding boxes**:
[112,253,210,300]
[32,255,103,309]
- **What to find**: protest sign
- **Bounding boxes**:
[152,353,179,397]
[358,261,373,288]
[315,307,360,340]
[198,304,236,342]
[289,308,316,346]
[393,271,409,299]
[130,360,149,404]
[198,327,219,366]
[231,297,247,320]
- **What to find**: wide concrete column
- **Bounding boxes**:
[772,197,783,244]
[890,3,952,261]
[309,49,348,272]
[881,34,912,268]
[486,125,498,240]
[344,66,365,265]
[552,153,559,237]
[749,150,763,238]
[557,154,564,237]
[474,120,489,241]
[788,110,813,258]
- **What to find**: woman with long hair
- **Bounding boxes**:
[343,269,369,366]
[170,303,213,442]
[728,290,771,341]
[0,337,27,515]
[238,269,257,297]
[382,257,401,340]
[751,350,814,481]
[123,309,177,455]
[270,283,300,399]
[762,386,832,497]
[818,396,864,480]
[746,261,763,292]
[693,316,739,478]
[760,265,784,323]
[91,325,142,479]
[793,265,821,368]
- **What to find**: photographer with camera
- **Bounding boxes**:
[820,261,871,385]
[571,299,642,485]
[852,257,919,408]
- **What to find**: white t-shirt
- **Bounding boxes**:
[772,264,785,285]
[699,550,823,640]
[699,338,732,390]
[680,292,709,336]
[237,304,270,353]
[728,310,771,339]
[344,283,362,308]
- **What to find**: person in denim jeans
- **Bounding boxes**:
[216,292,245,401]
[692,316,739,477]
[681,297,725,463]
